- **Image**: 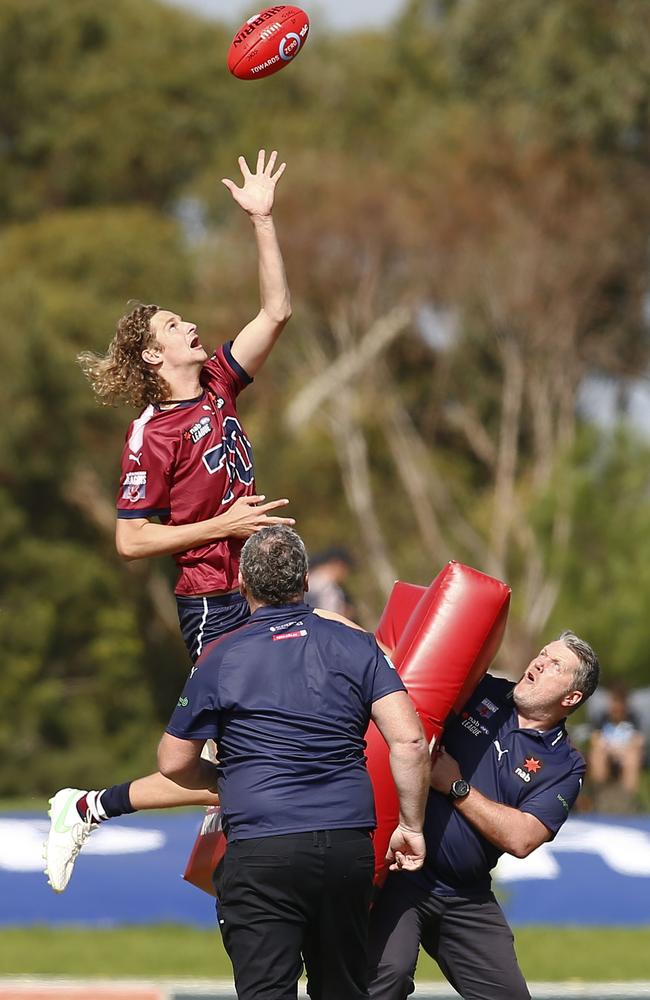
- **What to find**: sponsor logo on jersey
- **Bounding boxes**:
[515,756,543,783]
[184,416,212,444]
[177,696,189,708]
[272,629,308,642]
[461,712,490,737]
[477,697,498,718]
[122,470,147,502]
[128,451,142,466]
[493,739,509,762]
[270,620,303,633]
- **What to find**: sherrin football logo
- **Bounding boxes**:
[228,6,310,81]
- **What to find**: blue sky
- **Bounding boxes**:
[171,0,406,30]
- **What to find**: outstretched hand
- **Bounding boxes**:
[222,149,287,218]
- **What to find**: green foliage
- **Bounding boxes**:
[546,428,650,685]
[1,0,650,795]
[0,0,234,219]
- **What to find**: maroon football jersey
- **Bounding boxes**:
[116,343,255,596]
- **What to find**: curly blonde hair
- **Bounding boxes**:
[78,302,171,407]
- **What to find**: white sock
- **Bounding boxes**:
[85,789,108,823]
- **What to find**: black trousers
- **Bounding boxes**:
[215,829,375,1000]
[367,872,530,1000]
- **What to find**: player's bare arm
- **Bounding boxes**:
[430,748,552,858]
[116,494,295,561]
[223,149,292,377]
[158,733,219,792]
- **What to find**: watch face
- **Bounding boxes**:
[451,779,470,799]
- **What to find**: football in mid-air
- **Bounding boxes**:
[228,5,310,80]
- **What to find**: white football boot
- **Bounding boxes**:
[44,787,99,893]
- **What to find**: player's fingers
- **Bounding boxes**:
[256,148,266,173]
[221,178,239,195]
[238,155,252,178]
[264,516,296,526]
[265,150,278,175]
[258,497,291,512]
[271,161,287,183]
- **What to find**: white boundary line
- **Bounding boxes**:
[2,981,650,998]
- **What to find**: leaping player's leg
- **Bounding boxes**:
[44,593,249,892]
[45,776,219,892]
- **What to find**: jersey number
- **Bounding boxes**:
[202,416,254,503]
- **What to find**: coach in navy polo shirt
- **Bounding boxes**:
[368,630,600,1000]
[158,526,431,1000]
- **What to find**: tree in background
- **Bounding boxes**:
[2,0,650,792]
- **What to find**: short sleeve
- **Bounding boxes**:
[519,762,585,838]
[367,642,407,704]
[166,661,220,742]
[201,343,253,402]
[116,408,174,520]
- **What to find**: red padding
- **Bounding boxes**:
[368,561,510,885]
[375,581,426,652]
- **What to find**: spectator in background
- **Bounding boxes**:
[306,546,356,618]
[588,684,645,811]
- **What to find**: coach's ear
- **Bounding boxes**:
[562,689,583,711]
[238,569,247,600]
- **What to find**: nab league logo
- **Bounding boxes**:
[515,757,543,783]
[184,416,212,445]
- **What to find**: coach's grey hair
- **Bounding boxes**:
[241,526,308,605]
[559,629,600,711]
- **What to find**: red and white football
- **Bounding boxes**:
[228,6,310,80]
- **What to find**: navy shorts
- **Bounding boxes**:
[176,591,250,663]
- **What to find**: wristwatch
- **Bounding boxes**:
[449,778,471,801]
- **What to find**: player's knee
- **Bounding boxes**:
[368,956,415,1000]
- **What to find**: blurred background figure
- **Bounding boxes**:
[588,684,646,813]
[306,546,356,619]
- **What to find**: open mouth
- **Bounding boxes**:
[190,335,201,349]
[526,670,535,683]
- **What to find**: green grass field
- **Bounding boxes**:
[3,798,649,983]
[1,926,649,981]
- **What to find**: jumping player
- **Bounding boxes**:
[45,149,295,893]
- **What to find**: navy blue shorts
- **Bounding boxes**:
[176,592,251,663]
